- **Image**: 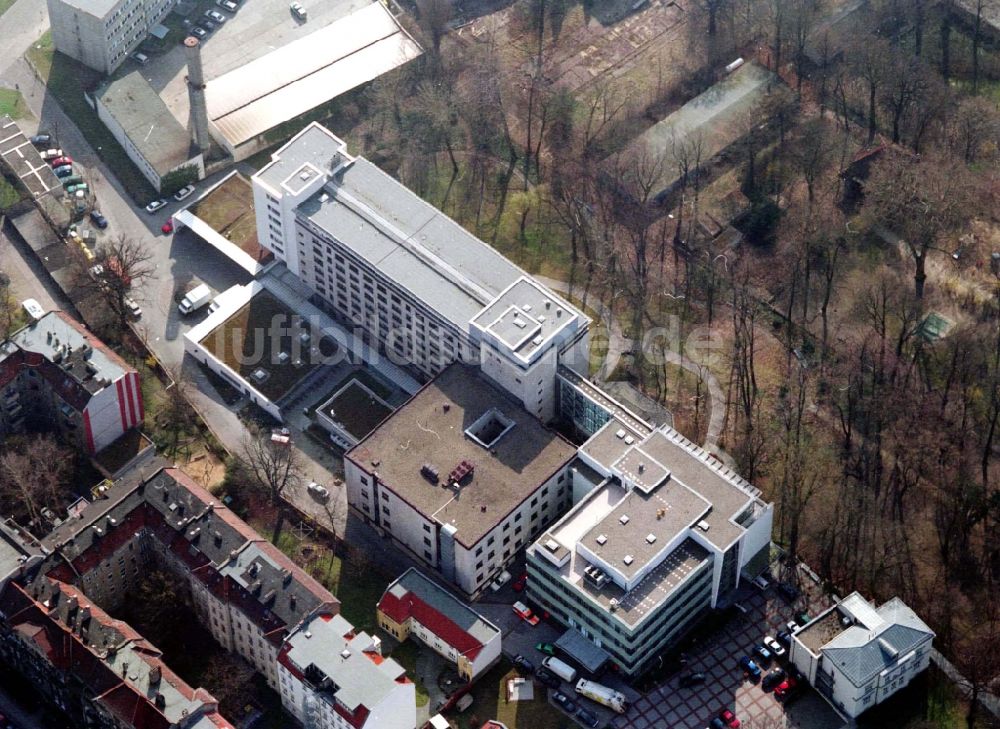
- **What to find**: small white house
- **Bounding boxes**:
[790,592,934,719]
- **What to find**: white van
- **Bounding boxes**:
[542,656,578,683]
[22,299,44,320]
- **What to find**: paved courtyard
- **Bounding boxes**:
[613,582,845,729]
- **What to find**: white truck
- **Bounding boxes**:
[178,284,212,315]
[575,678,629,714]
[541,656,577,683]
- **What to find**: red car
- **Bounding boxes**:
[512,573,527,592]
[50,155,73,167]
[512,600,540,626]
[720,709,741,728]
[774,677,799,702]
[161,219,174,234]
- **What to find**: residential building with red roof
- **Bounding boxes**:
[378,567,501,682]
[0,463,416,729]
[0,310,141,454]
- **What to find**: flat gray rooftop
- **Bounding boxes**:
[283,612,407,713]
[582,480,711,580]
[97,72,195,175]
[0,523,36,583]
[579,419,648,472]
[301,156,525,329]
[471,278,581,361]
[637,428,759,550]
[560,536,711,628]
[348,363,576,548]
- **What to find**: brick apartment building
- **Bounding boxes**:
[0,311,142,454]
[0,466,416,729]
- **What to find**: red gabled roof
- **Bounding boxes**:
[378,590,484,662]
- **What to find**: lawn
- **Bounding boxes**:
[188,173,269,263]
[0,0,15,18]
[261,522,389,637]
[386,641,430,707]
[0,87,30,119]
[201,290,332,402]
[445,659,574,729]
[26,31,157,203]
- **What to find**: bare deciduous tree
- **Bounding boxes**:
[0,434,74,530]
[237,426,304,544]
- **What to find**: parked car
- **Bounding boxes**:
[719,709,741,728]
[775,629,792,647]
[66,183,89,195]
[29,133,51,146]
[512,600,540,626]
[752,573,770,590]
[512,572,527,592]
[786,620,801,635]
[61,175,83,187]
[145,199,167,214]
[761,667,786,692]
[205,9,226,23]
[290,1,307,19]
[710,718,727,729]
[738,656,761,681]
[50,155,72,167]
[191,25,208,38]
[54,165,74,178]
[173,184,195,201]
[534,667,560,689]
[489,570,511,591]
[763,636,786,658]
[132,51,149,65]
[774,676,801,703]
[512,654,534,674]
[161,220,174,234]
[202,19,216,31]
[535,642,556,656]
[552,691,577,714]
[40,148,63,160]
[678,672,706,688]
[22,298,44,320]
[576,707,599,728]
[217,0,238,9]
[89,209,109,229]
[753,644,773,666]
[306,481,329,499]
[124,295,142,319]
[777,582,800,603]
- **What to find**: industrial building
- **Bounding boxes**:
[95,70,205,193]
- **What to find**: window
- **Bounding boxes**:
[423,537,431,547]
[423,524,431,533]
[475,545,483,556]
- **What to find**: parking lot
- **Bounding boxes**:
[614,581,845,729]
[474,568,847,729]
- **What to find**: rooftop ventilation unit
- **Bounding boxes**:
[340,649,351,660]
[545,539,560,552]
[584,564,609,588]
[619,515,630,525]
[624,436,635,445]
[609,598,619,612]
[615,429,626,439]
[532,336,543,345]
[513,318,527,329]
[420,463,440,484]
[697,520,711,531]
[596,534,608,545]
[623,555,634,566]
[645,533,657,544]
[522,304,531,311]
